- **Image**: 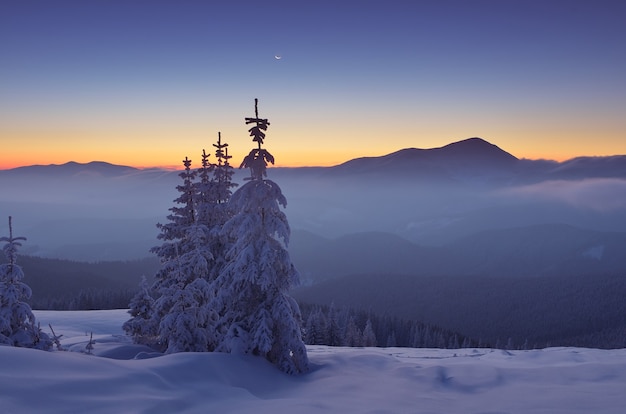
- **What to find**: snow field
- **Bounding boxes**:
[1,310,623,413]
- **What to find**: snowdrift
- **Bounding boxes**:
[0,310,624,413]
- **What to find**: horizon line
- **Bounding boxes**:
[5,154,621,172]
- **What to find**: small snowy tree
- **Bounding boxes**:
[304,307,328,345]
[0,217,52,350]
[363,319,377,347]
[85,332,95,354]
[123,275,157,346]
[215,99,309,374]
[344,316,363,347]
[48,324,64,351]
[326,304,343,346]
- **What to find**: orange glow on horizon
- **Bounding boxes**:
[2,145,624,171]
[2,127,624,171]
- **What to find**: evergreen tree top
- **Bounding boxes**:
[213,132,232,166]
[241,99,275,181]
[201,149,211,169]
[245,98,270,149]
[1,216,26,267]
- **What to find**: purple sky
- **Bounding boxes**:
[1,0,625,168]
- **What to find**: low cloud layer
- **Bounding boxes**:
[2,166,626,260]
[500,178,626,212]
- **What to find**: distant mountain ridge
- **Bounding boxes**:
[3,138,626,183]
[3,161,139,177]
[325,138,520,185]
[334,138,517,170]
[326,137,626,185]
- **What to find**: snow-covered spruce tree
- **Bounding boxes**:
[215,99,309,374]
[212,131,237,207]
[195,148,215,218]
[0,216,52,350]
[195,133,238,283]
[148,157,217,352]
[122,275,156,345]
[362,318,378,347]
[157,224,218,353]
[304,307,327,345]
[344,316,363,347]
[326,304,343,346]
[212,133,238,279]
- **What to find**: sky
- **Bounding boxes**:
[1,0,625,169]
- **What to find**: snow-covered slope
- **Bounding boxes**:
[0,310,623,413]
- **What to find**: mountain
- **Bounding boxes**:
[3,161,140,178]
[323,137,626,185]
[333,137,518,171]
[326,137,521,185]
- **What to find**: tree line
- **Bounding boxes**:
[300,303,479,349]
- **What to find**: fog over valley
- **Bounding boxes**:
[3,138,626,260]
[2,138,626,349]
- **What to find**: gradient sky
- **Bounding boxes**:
[1,0,625,169]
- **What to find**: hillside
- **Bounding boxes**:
[19,256,159,309]
[293,272,626,349]
[15,223,626,348]
[291,224,626,283]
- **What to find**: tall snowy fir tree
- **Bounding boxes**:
[212,132,237,206]
[215,99,309,374]
[157,223,218,353]
[195,148,215,219]
[198,133,238,283]
[0,217,52,350]
[148,157,217,352]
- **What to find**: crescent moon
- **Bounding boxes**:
[274,55,282,60]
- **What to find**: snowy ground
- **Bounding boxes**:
[0,310,624,414]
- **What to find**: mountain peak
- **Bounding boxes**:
[437,137,518,161]
[331,137,519,183]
